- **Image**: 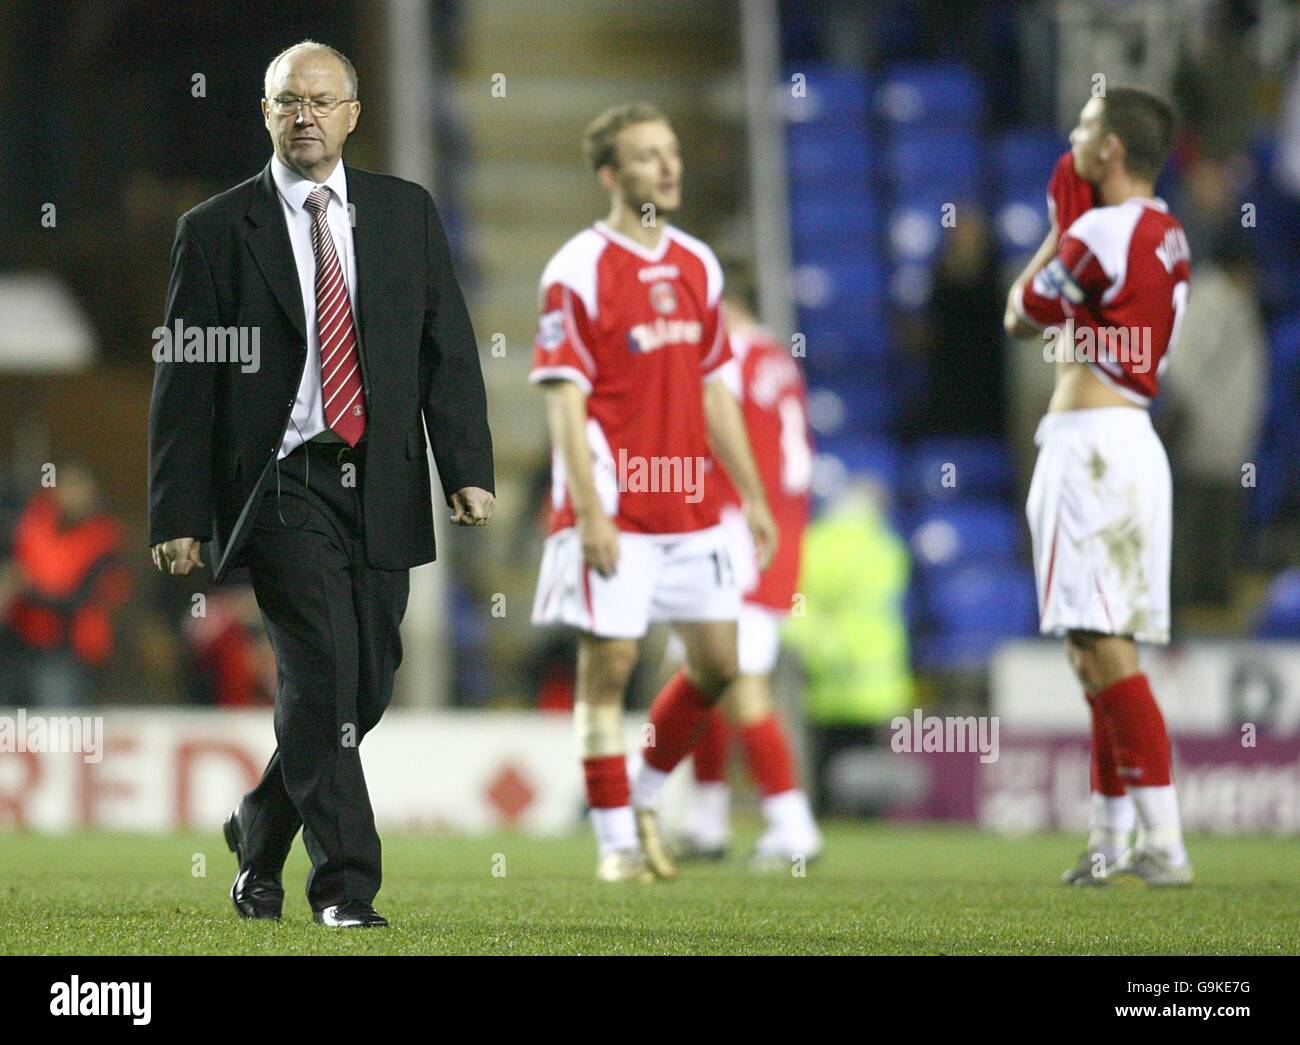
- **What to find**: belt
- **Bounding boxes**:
[301,437,367,464]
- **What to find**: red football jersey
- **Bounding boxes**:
[529,222,732,535]
[712,328,811,611]
[1015,197,1191,404]
[1048,150,1095,233]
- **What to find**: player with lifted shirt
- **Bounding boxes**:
[1006,88,1192,886]
[530,104,777,882]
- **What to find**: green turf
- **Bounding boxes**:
[1,824,1297,955]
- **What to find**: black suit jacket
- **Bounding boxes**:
[148,161,494,582]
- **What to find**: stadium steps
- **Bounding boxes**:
[455,0,734,80]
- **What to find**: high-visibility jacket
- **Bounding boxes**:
[4,491,130,665]
[784,495,914,725]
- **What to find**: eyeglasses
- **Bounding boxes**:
[267,95,356,117]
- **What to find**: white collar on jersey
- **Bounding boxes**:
[593,220,672,262]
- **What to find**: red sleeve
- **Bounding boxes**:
[1047,151,1095,233]
[1016,232,1111,329]
[699,297,733,378]
[529,282,597,393]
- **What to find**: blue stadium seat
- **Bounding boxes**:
[800,322,894,371]
[887,261,935,310]
[1243,177,1300,315]
[1268,314,1300,369]
[906,501,1021,567]
[805,378,896,436]
[911,563,1038,670]
[919,562,1038,633]
[786,126,873,188]
[886,133,983,198]
[903,437,1016,503]
[1255,569,1300,638]
[993,129,1064,194]
[877,63,983,128]
[904,583,925,635]
[912,629,1024,673]
[1250,316,1300,524]
[814,434,900,493]
[791,194,880,257]
[783,65,870,126]
[791,258,887,314]
[994,193,1049,258]
[886,199,947,264]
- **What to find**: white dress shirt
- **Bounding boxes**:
[269,154,361,459]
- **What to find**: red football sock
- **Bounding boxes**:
[1085,692,1127,796]
[643,670,716,773]
[583,755,630,809]
[1091,673,1172,788]
[692,708,729,784]
[737,714,797,797]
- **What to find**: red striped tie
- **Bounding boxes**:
[305,186,366,446]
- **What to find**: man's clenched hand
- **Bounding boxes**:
[152,537,205,576]
[450,487,494,526]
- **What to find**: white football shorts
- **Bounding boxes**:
[720,505,785,674]
[662,602,783,676]
[1026,406,1171,644]
[532,524,741,639]
[719,504,760,597]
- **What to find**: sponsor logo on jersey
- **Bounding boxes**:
[637,264,680,283]
[537,309,565,351]
[627,317,703,353]
[649,280,677,315]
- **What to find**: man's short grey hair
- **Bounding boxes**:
[264,40,358,100]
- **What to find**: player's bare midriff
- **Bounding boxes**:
[1047,356,1141,413]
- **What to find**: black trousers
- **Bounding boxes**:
[239,439,409,908]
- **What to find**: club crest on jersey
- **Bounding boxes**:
[627,317,703,354]
[649,280,677,315]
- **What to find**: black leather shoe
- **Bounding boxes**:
[224,809,284,920]
[313,900,388,928]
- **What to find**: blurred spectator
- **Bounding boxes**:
[0,462,130,706]
[1170,151,1253,263]
[531,633,577,713]
[1173,0,1267,162]
[785,478,914,814]
[907,207,1007,439]
[1160,239,1266,607]
[1277,52,1300,200]
[184,586,276,707]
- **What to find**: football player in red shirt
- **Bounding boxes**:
[673,268,822,868]
[530,104,777,882]
[1005,88,1192,886]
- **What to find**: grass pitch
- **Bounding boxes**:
[1,824,1297,955]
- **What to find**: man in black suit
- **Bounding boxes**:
[148,40,494,928]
